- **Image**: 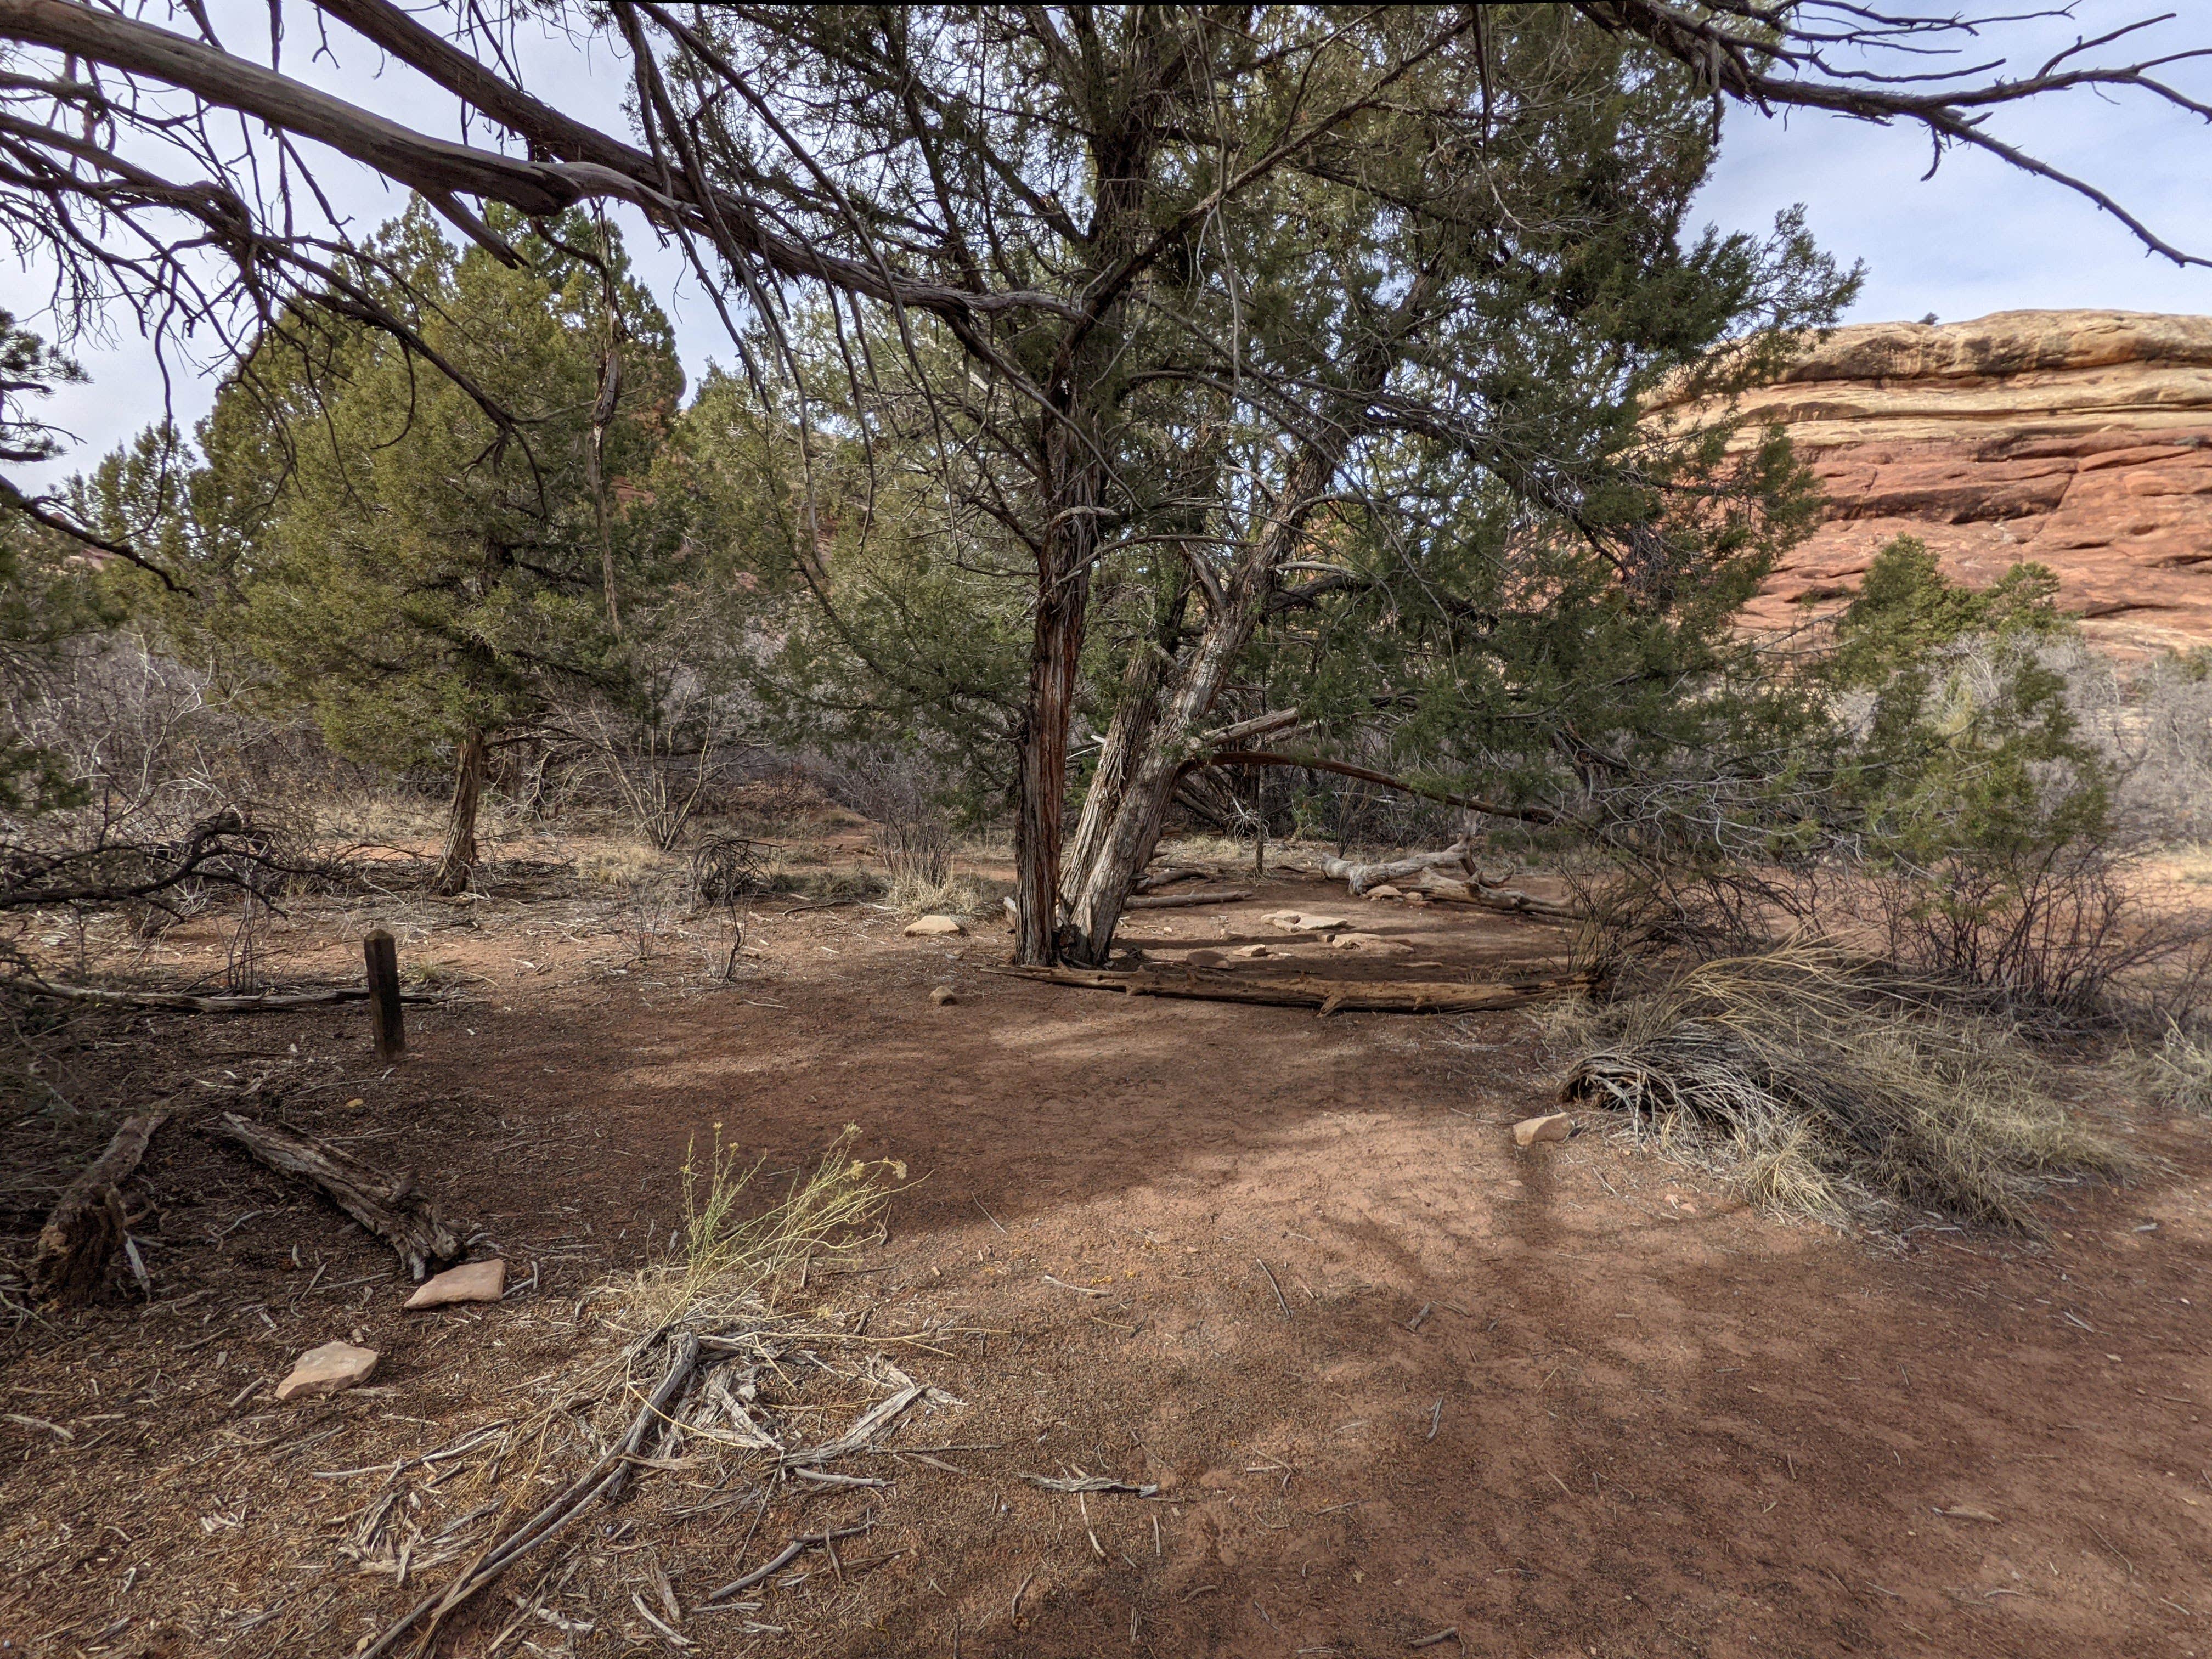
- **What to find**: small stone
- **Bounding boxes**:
[929,985,958,1006]
[1230,944,1273,959]
[1513,1113,1572,1148]
[404,1260,506,1310]
[343,1097,366,1110]
[1403,893,1431,907]
[1363,884,1404,900]
[1329,932,1414,953]
[275,1340,380,1401]
[1181,950,1226,968]
[904,915,966,937]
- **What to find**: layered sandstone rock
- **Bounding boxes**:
[1651,310,2212,656]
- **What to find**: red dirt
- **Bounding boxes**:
[2,856,2208,1658]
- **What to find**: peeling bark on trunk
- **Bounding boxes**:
[430,727,487,896]
[1013,577,1088,964]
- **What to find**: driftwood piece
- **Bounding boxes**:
[992,964,1588,1015]
[1123,887,1255,910]
[216,1112,461,1279]
[14,979,439,1014]
[1318,840,1475,895]
[30,1108,172,1306]
[1412,877,1583,923]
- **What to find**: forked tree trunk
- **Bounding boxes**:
[1059,441,1350,964]
[430,727,488,896]
[1061,604,1181,911]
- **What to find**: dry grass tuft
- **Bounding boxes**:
[1554,947,2126,1231]
[635,1122,905,1334]
[885,868,984,917]
[2136,1022,2212,1115]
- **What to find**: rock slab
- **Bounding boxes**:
[1649,309,2212,657]
[1513,1113,1573,1148]
[276,1340,380,1400]
[404,1259,506,1309]
[905,915,966,937]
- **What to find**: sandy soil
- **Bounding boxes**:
[2,842,2208,1659]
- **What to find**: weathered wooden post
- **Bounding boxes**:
[364,928,404,1061]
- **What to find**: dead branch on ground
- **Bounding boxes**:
[215,1112,462,1280]
[29,1107,172,1306]
[992,964,1588,1016]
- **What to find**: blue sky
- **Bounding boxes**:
[9,3,2212,489]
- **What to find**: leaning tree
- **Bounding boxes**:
[0,1,2204,958]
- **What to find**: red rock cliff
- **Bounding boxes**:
[1653,310,2212,656]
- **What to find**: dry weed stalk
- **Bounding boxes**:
[1554,946,2126,1231]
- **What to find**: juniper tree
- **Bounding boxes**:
[104,205,685,890]
[1,2,2203,958]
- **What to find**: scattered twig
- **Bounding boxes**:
[706,1522,874,1602]
[1040,1274,1108,1298]
[1410,1629,1462,1650]
[1256,1259,1292,1319]
[1019,1474,1159,1496]
[361,1335,702,1657]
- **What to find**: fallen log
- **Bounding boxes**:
[1413,879,1583,923]
[1132,864,1218,893]
[1318,841,1474,895]
[30,1107,172,1306]
[13,979,442,1013]
[1123,887,1255,910]
[990,964,1589,1015]
[216,1113,462,1279]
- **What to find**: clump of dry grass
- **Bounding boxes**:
[576,839,676,884]
[634,1123,905,1335]
[885,867,983,917]
[2136,1022,2212,1115]
[1553,947,2126,1231]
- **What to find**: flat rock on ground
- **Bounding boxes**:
[404,1259,506,1309]
[904,915,966,937]
[275,1340,380,1401]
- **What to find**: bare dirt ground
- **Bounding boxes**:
[2,828,2208,1659]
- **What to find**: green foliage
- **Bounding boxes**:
[109,203,688,776]
[0,308,83,470]
[687,11,1860,828]
[1824,537,2106,867]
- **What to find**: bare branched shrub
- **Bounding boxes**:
[1554,948,2126,1231]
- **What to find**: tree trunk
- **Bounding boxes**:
[1053,279,1426,963]
[1062,583,1189,909]
[430,727,488,895]
[1013,575,1089,964]
[1060,438,1352,963]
